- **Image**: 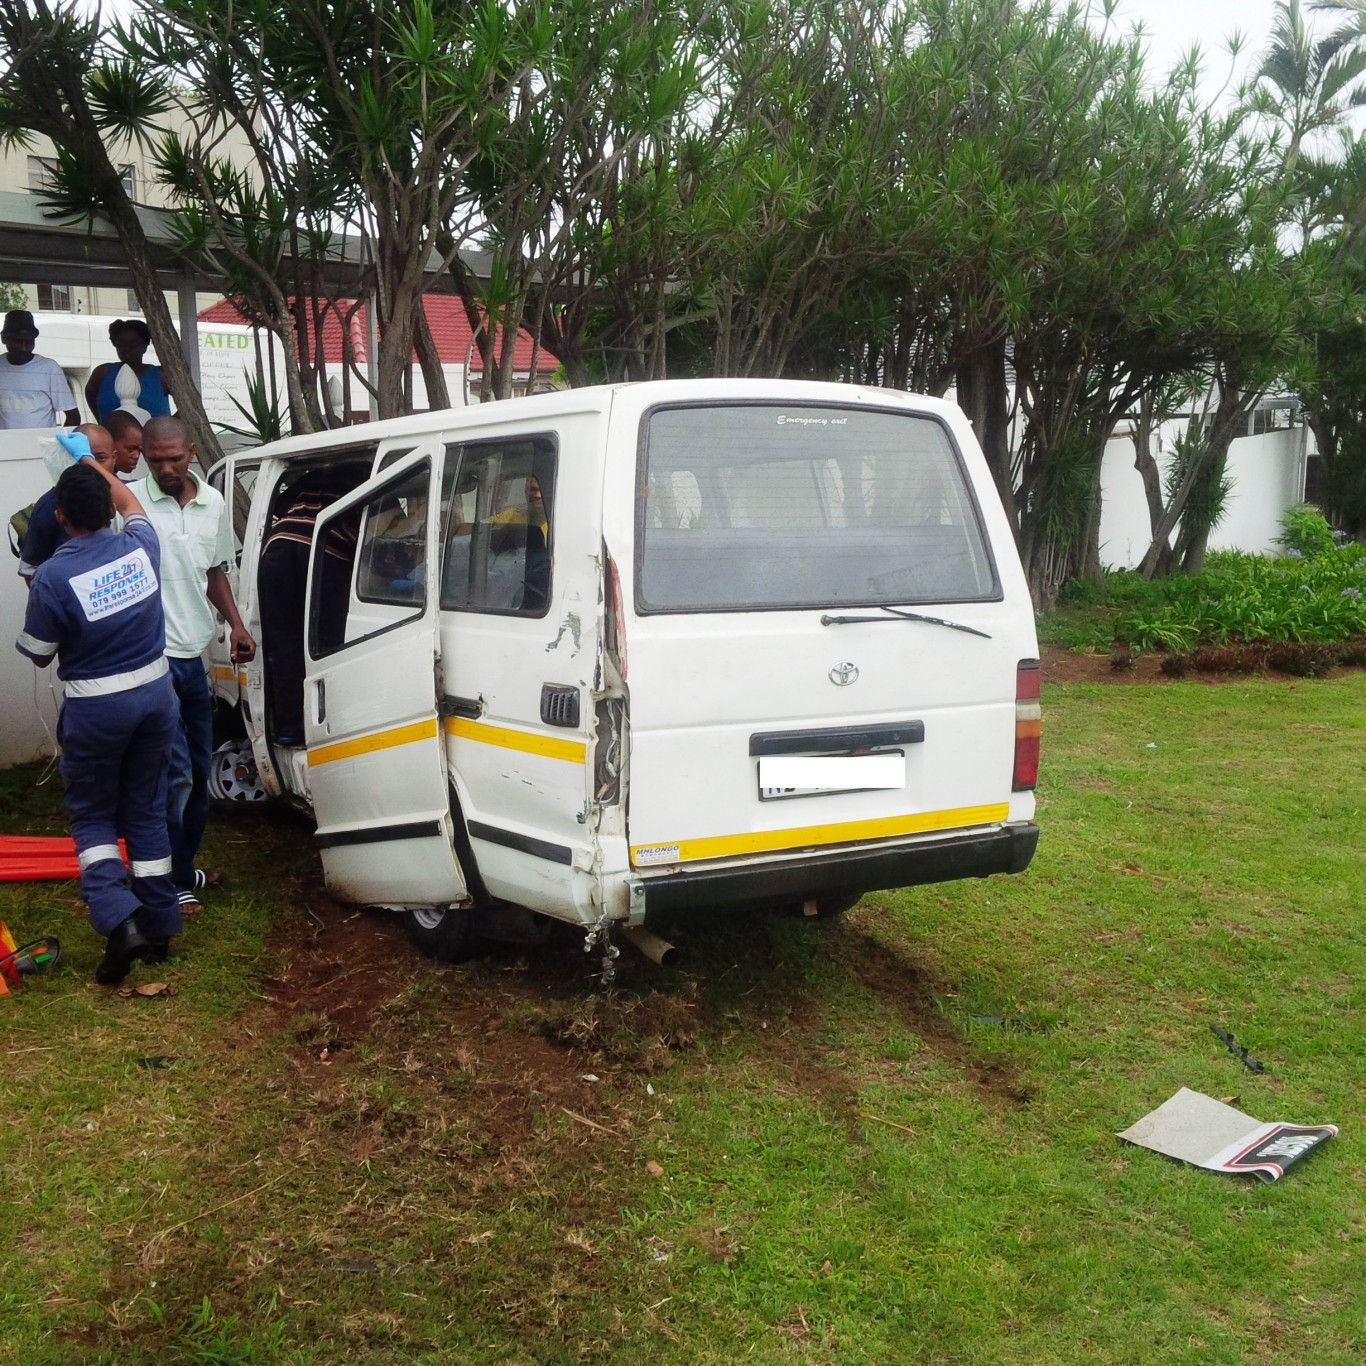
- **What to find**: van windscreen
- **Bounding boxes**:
[637,404,998,611]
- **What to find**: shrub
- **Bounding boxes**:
[1276,505,1336,559]
[1058,576,1108,608]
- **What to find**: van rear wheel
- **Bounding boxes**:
[404,905,477,961]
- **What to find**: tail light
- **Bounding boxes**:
[1013,659,1040,790]
[605,553,627,681]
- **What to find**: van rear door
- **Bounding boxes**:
[302,445,468,907]
[620,395,1034,873]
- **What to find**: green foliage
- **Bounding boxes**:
[217,367,286,445]
[1113,545,1366,649]
[1276,502,1338,556]
[1043,548,1366,651]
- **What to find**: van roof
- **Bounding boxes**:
[242,378,960,462]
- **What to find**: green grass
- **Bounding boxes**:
[3,677,1366,1363]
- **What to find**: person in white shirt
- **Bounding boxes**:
[0,310,79,429]
[127,416,256,912]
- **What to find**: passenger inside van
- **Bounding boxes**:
[442,463,552,614]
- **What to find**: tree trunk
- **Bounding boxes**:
[1077,438,1107,585]
[955,337,1016,532]
[375,288,418,420]
[413,301,450,411]
[1131,394,1173,576]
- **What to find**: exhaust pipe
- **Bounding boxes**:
[620,924,679,967]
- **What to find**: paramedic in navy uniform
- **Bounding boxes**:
[15,450,181,984]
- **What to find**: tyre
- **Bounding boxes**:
[206,739,266,804]
[404,904,478,961]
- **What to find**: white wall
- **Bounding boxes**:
[0,431,63,766]
[409,364,470,413]
[1098,424,1310,570]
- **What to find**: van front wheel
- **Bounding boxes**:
[405,905,477,961]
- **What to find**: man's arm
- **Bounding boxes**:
[207,566,257,662]
[53,359,80,428]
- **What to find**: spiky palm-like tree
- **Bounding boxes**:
[0,0,224,464]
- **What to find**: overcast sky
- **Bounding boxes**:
[1106,0,1289,88]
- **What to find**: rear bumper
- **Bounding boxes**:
[637,822,1039,916]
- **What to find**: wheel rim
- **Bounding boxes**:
[207,741,266,802]
[411,906,447,930]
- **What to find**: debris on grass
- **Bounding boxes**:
[1211,1024,1266,1073]
[119,982,173,998]
[1118,1088,1336,1182]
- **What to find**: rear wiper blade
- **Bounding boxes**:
[819,606,991,639]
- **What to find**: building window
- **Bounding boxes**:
[126,289,142,313]
[28,154,136,201]
[37,284,74,312]
[26,155,56,193]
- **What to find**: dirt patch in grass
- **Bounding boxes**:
[248,878,1018,1165]
[258,873,419,1040]
[256,875,632,1142]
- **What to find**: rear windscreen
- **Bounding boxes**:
[637,404,998,611]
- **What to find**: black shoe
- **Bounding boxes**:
[144,937,171,965]
[94,916,153,986]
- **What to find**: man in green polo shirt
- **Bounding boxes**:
[127,417,256,913]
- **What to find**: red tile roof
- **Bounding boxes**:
[197,296,555,373]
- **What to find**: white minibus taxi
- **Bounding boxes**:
[205,379,1040,959]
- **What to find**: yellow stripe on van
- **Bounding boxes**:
[210,664,235,682]
[630,802,1011,867]
[308,718,439,767]
[444,717,586,764]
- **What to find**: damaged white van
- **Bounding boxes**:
[205,379,1040,959]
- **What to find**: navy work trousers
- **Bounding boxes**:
[58,674,181,939]
[167,655,214,891]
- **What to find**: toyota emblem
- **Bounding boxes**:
[829,661,859,686]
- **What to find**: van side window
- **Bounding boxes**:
[356,465,430,606]
[440,436,556,618]
[310,462,429,658]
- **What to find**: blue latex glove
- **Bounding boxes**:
[55,430,91,460]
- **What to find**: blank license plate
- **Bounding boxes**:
[758,752,905,801]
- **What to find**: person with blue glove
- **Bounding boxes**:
[17,425,119,586]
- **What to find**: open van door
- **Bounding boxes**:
[302,445,468,908]
[205,451,263,708]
